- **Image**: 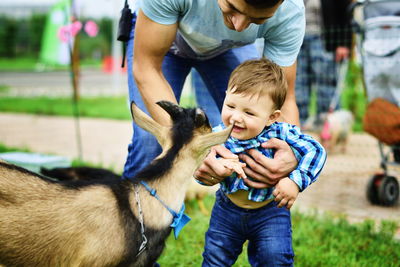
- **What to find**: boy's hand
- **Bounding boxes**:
[194,145,239,186]
[219,158,246,179]
[273,177,299,209]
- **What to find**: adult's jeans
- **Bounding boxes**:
[123,15,259,178]
[295,34,338,124]
[202,190,294,267]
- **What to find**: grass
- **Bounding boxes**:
[0,143,399,266]
[0,84,10,94]
[0,96,132,120]
[0,95,197,120]
[160,197,399,267]
[0,57,101,72]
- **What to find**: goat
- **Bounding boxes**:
[0,101,232,267]
[40,166,217,215]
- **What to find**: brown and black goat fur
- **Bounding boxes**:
[40,166,120,181]
[0,101,232,267]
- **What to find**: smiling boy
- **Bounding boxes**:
[202,58,327,266]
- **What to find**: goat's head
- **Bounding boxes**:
[130,101,232,160]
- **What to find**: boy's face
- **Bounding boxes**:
[217,0,282,32]
[221,89,280,140]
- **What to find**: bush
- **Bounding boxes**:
[0,14,113,61]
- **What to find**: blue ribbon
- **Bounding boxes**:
[140,181,191,239]
[170,204,191,239]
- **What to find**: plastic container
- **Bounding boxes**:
[0,152,71,174]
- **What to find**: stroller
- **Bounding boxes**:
[351,0,400,206]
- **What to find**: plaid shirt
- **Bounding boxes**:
[214,122,327,202]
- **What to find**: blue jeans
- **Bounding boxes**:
[202,190,294,267]
[192,69,222,127]
[123,14,259,178]
[295,34,338,124]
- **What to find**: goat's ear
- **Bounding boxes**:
[196,125,233,150]
[130,101,168,147]
[156,101,183,121]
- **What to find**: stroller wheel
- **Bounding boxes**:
[377,176,399,206]
[366,174,383,205]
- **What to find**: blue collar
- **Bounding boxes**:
[140,181,191,239]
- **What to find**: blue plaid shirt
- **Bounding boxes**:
[214,122,327,202]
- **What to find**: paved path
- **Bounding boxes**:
[0,113,131,171]
[1,112,399,234]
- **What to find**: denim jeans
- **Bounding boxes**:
[192,69,222,127]
[122,14,259,178]
[202,190,294,267]
[295,34,338,124]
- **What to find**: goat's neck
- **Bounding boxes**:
[130,148,200,229]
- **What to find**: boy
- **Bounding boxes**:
[201,58,327,266]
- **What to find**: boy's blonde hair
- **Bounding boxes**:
[227,58,287,110]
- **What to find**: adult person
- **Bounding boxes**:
[123,0,305,188]
[295,0,352,127]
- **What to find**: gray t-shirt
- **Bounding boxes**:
[136,0,305,66]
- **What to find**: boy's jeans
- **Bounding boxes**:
[122,15,258,178]
[202,190,294,267]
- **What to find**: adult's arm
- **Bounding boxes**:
[133,10,178,125]
[280,61,300,126]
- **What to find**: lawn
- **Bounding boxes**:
[0,95,196,120]
[0,57,101,72]
[160,196,399,267]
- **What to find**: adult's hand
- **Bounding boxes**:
[239,138,298,189]
[335,46,350,63]
[194,145,240,186]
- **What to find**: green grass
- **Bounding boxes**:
[0,96,132,120]
[0,143,30,153]
[0,142,399,266]
[0,95,196,120]
[0,57,101,71]
[159,196,399,267]
[0,84,10,94]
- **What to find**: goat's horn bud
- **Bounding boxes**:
[194,108,207,128]
[156,101,183,121]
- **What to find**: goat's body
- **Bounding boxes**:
[0,163,172,267]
